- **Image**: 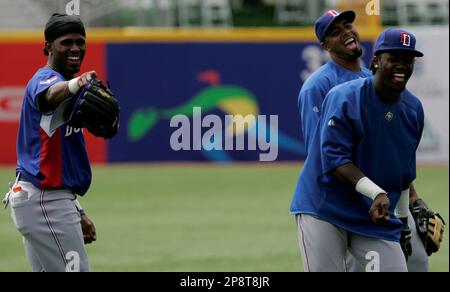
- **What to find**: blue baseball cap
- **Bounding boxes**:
[374,28,423,57]
[314,10,356,42]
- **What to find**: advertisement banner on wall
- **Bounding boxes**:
[7,34,445,164]
[108,41,373,162]
[0,43,107,164]
[406,26,449,164]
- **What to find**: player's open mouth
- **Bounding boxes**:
[67,56,81,63]
[344,38,357,50]
[392,72,407,84]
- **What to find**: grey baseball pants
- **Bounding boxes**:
[9,181,89,272]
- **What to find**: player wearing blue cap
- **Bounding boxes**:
[291,28,426,271]
[299,10,371,152]
[295,9,434,272]
[297,10,370,272]
[2,13,98,272]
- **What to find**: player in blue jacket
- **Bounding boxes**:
[296,9,432,272]
[291,28,425,271]
[298,10,371,153]
[4,13,97,272]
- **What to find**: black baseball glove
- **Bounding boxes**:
[410,199,445,256]
[68,79,120,139]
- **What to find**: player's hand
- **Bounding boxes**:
[369,193,390,224]
[77,70,97,87]
[80,213,97,244]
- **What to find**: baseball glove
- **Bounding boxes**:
[68,79,120,139]
[410,199,445,256]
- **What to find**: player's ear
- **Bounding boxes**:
[370,56,379,74]
[44,41,52,56]
[320,41,330,51]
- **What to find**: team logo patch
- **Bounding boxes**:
[39,76,58,85]
[327,10,340,17]
[328,118,336,126]
[385,112,393,121]
[313,106,319,113]
[400,32,411,47]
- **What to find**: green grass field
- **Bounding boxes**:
[0,164,448,272]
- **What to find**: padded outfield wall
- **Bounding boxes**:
[0,27,447,164]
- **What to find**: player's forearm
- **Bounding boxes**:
[330,163,366,189]
[44,71,97,111]
[332,163,389,201]
[44,81,72,110]
[409,183,419,204]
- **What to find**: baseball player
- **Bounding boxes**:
[295,10,439,272]
[298,10,370,152]
[290,28,425,272]
[3,13,98,272]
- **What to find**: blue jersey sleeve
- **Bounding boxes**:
[298,80,330,153]
[319,89,359,174]
[28,68,64,108]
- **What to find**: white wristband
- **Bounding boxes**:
[68,77,81,94]
[355,177,386,200]
[395,188,410,218]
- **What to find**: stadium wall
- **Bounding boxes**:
[405,26,449,164]
[0,27,447,164]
